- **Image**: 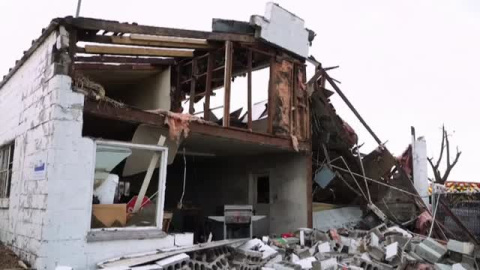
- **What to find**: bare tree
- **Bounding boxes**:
[427,126,462,184]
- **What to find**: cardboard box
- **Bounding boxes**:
[92,204,127,228]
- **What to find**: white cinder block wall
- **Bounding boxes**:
[0,25,174,270]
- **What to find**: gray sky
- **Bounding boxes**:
[1,0,479,181]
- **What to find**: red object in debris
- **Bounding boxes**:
[329,229,340,241]
[415,210,432,235]
[281,233,294,238]
[126,196,152,213]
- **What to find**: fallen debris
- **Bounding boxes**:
[97,221,480,270]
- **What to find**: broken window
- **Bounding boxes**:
[91,140,168,230]
[0,142,14,199]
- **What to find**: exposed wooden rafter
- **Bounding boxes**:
[82,45,194,57]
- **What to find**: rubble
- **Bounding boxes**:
[97,222,479,270]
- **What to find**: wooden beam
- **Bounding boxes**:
[189,59,197,114]
[130,34,209,45]
[204,53,214,121]
[223,41,233,127]
[74,55,175,65]
[247,49,253,130]
[69,17,256,43]
[109,36,212,50]
[74,63,162,71]
[83,99,310,152]
[83,45,194,57]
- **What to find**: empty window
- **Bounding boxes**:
[0,143,14,199]
[91,140,167,230]
[256,175,270,204]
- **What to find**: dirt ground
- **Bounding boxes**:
[0,244,22,269]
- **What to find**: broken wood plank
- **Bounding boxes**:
[110,36,212,49]
[74,55,175,65]
[130,34,209,45]
[69,17,256,43]
[204,53,214,121]
[132,135,166,213]
[223,41,233,127]
[83,45,194,57]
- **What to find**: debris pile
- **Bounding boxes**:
[98,225,479,270]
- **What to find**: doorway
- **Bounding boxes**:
[249,173,271,237]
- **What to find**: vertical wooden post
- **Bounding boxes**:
[267,57,275,134]
[188,59,197,114]
[223,41,233,127]
[173,65,181,112]
[247,50,253,130]
[204,53,214,121]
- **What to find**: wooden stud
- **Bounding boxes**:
[84,45,194,57]
[204,53,214,121]
[189,59,197,114]
[247,50,253,130]
[174,65,182,112]
[223,41,233,127]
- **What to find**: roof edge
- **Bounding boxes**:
[0,18,67,89]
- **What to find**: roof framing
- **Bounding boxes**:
[67,17,256,43]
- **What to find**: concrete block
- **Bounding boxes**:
[174,233,194,247]
[273,261,302,270]
[317,242,331,254]
[452,263,469,270]
[319,258,337,270]
[238,238,279,260]
[368,246,385,261]
[447,240,474,256]
[155,253,190,269]
[415,238,447,263]
[294,257,317,269]
[434,264,452,270]
[385,242,399,262]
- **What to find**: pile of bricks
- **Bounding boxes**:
[100,226,480,270]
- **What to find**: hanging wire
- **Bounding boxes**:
[177,148,187,209]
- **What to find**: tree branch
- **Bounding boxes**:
[428,157,442,183]
[434,125,446,170]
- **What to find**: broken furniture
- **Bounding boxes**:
[208,205,266,239]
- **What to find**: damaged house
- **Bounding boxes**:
[0,3,316,269]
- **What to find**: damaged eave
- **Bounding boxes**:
[83,99,310,152]
[67,16,257,43]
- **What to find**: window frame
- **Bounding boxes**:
[87,139,168,241]
[0,142,14,206]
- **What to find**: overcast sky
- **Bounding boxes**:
[1,0,479,181]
